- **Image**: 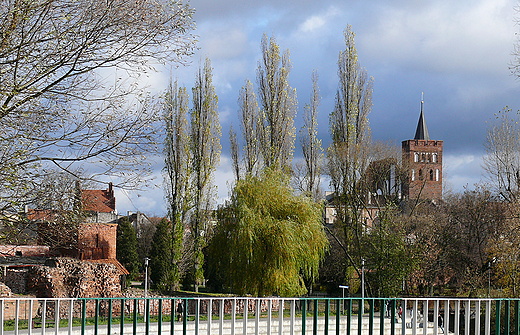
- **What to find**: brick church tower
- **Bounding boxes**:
[402,100,443,202]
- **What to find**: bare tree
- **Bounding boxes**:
[297,70,323,201]
[484,107,520,202]
[163,79,191,290]
[256,34,297,171]
[190,57,221,292]
[0,0,196,215]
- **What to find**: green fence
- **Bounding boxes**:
[0,297,515,335]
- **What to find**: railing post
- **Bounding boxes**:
[182,299,188,335]
[81,299,86,335]
[29,299,34,335]
[358,299,363,335]
[268,299,272,335]
[291,300,295,335]
[325,299,330,334]
[313,299,318,335]
[15,299,19,335]
[108,299,112,335]
[243,299,247,335]
[255,299,260,335]
[145,298,150,335]
[94,299,99,335]
[279,299,283,335]
[433,300,439,335]
[485,300,491,335]
[401,299,407,335]
[391,299,396,335]
[454,300,460,335]
[346,299,351,335]
[195,299,199,335]
[515,300,519,335]
[505,300,511,335]
[380,299,385,335]
[475,300,481,335]
[158,299,163,335]
[132,299,137,335]
[369,299,374,335]
[209,298,213,335]
[301,299,307,335]
[219,298,224,335]
[337,299,341,335]
[232,298,236,335]
[495,300,501,335]
[121,298,125,335]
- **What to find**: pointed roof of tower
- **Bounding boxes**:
[414,99,430,141]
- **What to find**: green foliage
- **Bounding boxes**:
[361,206,419,297]
[150,218,176,291]
[116,217,140,281]
[209,169,328,296]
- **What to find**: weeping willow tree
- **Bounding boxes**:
[209,169,328,296]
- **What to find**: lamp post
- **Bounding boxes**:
[361,258,365,300]
[339,285,349,314]
[361,258,365,314]
[144,257,150,298]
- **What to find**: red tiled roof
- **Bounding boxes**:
[85,258,130,275]
[82,183,115,213]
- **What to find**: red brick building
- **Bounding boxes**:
[402,101,443,202]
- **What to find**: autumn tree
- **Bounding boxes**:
[0,0,196,222]
[256,34,297,171]
[163,79,191,290]
[208,169,328,296]
[189,57,221,292]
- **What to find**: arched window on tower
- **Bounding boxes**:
[419,169,423,180]
[436,169,440,181]
[411,169,415,181]
[414,153,419,162]
[432,153,437,163]
[430,169,434,181]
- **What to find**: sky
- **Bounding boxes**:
[115,0,520,216]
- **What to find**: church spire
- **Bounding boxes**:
[414,93,430,141]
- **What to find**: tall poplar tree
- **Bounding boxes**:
[190,57,221,292]
[298,70,323,201]
[256,34,297,171]
[163,79,191,290]
[238,80,259,176]
[326,25,374,294]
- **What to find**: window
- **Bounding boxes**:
[436,169,440,181]
[432,153,437,163]
[414,153,419,162]
[430,169,434,181]
[411,169,415,181]
[419,169,423,180]
[427,154,431,163]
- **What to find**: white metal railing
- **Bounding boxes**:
[0,297,509,335]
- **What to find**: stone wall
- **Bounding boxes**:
[26,257,121,298]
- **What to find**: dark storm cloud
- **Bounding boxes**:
[118,0,520,215]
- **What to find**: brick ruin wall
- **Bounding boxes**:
[26,257,121,298]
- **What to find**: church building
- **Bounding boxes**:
[401,100,443,202]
